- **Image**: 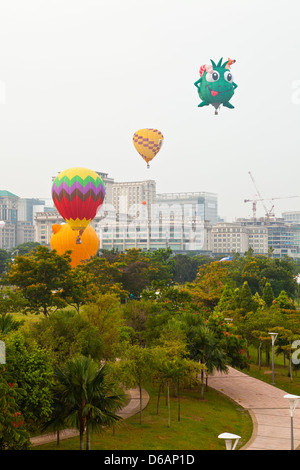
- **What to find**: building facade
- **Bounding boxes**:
[96,213,206,252]
[32,173,300,259]
[34,211,64,245]
[210,221,268,255]
[18,198,45,225]
[155,192,218,225]
[282,211,300,224]
[112,180,156,214]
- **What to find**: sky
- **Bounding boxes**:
[0,0,299,221]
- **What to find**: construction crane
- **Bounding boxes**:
[245,171,298,218]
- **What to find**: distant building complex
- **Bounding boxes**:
[0,172,299,259]
[0,190,45,249]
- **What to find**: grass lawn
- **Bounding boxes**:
[245,362,300,396]
[245,345,300,395]
[33,384,253,451]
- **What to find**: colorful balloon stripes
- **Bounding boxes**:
[52,168,105,231]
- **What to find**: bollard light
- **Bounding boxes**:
[218,432,241,450]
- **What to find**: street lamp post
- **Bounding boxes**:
[269,332,278,384]
[0,340,5,364]
[218,432,241,450]
[284,394,300,450]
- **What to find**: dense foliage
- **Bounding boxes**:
[0,245,299,449]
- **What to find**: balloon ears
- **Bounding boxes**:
[52,224,62,234]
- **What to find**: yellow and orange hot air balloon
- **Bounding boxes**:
[50,223,99,267]
[133,128,164,168]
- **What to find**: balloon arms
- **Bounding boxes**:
[194,78,202,89]
[194,78,209,107]
[222,82,238,109]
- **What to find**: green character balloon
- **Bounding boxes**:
[194,58,237,114]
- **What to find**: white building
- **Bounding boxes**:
[282,211,300,224]
[155,192,218,225]
[96,212,206,252]
[112,180,156,214]
[211,222,268,255]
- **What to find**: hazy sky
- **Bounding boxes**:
[0,0,299,221]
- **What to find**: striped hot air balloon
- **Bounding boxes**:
[51,167,105,243]
[133,128,163,168]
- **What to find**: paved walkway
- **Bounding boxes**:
[32,369,300,450]
[30,388,149,447]
[209,366,300,450]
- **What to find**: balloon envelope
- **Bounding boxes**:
[51,167,105,232]
[50,223,99,267]
[133,128,163,167]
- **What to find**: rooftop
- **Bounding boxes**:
[0,190,19,198]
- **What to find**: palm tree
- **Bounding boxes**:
[51,356,126,450]
[0,313,24,334]
[180,313,228,399]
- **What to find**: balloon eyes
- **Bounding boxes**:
[206,70,234,83]
[224,71,233,83]
[206,71,220,82]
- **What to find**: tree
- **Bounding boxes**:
[4,333,54,430]
[81,256,126,299]
[171,254,214,284]
[13,242,40,256]
[216,283,236,312]
[52,356,125,450]
[62,268,95,314]
[186,261,228,312]
[151,338,202,425]
[27,309,104,366]
[5,245,72,316]
[206,311,248,370]
[262,282,274,307]
[260,257,298,298]
[0,249,12,276]
[55,357,124,450]
[233,305,284,364]
[179,312,228,399]
[0,286,28,315]
[83,293,124,360]
[118,248,172,297]
[0,371,30,450]
[122,298,156,346]
[274,290,296,311]
[141,286,194,345]
[0,313,24,334]
[235,281,257,315]
[111,344,153,424]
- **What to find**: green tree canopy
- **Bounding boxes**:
[0,370,30,449]
[26,309,104,366]
[4,332,54,431]
[5,245,72,316]
[262,282,274,307]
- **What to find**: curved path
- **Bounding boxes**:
[209,366,300,450]
[30,388,149,447]
[32,369,300,450]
